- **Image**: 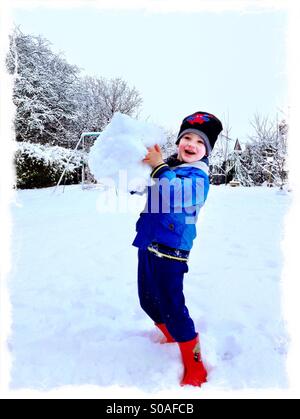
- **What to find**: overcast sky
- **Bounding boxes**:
[12,2,288,143]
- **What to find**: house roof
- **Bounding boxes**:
[210,135,244,165]
[213,134,244,155]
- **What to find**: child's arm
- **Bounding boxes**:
[143,144,209,210]
[153,165,209,211]
[143,145,209,211]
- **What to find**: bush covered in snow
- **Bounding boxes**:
[15,142,86,189]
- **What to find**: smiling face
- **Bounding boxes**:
[177,132,207,163]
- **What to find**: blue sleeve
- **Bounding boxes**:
[150,163,209,211]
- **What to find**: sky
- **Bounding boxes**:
[11,2,288,143]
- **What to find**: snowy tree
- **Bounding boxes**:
[6,28,81,147]
[6,28,144,151]
[209,113,288,187]
[209,133,236,184]
[246,113,288,187]
[73,75,143,143]
[271,119,288,189]
[209,113,236,184]
[227,143,255,186]
[99,77,143,122]
[160,128,177,158]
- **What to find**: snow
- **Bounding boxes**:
[88,113,166,192]
[15,141,85,171]
[8,184,290,394]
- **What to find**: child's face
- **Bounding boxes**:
[177,132,207,163]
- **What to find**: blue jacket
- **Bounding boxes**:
[132,157,210,251]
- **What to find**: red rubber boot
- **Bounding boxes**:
[155,323,175,343]
[178,334,207,387]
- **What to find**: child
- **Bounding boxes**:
[132,111,223,387]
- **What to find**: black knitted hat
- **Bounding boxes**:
[176,111,223,155]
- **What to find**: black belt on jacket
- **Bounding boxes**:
[147,242,190,262]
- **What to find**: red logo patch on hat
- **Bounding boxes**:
[186,113,212,125]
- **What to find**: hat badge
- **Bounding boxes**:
[186,113,211,125]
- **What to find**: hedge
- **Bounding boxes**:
[14,141,86,189]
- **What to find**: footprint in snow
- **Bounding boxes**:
[219,335,242,361]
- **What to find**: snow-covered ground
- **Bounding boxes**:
[8,184,290,394]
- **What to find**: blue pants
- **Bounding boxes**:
[137,248,197,342]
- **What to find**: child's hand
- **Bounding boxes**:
[143,144,164,168]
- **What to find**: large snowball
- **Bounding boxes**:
[88,113,167,192]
